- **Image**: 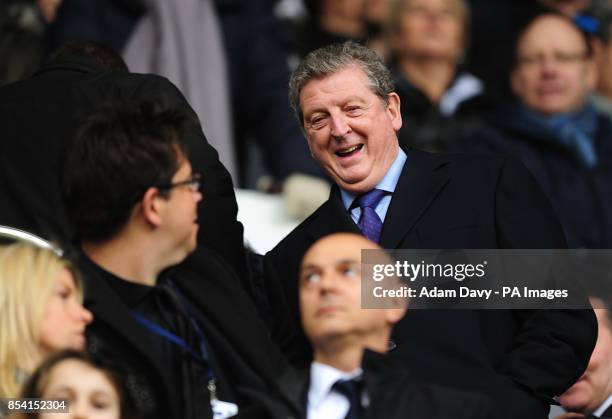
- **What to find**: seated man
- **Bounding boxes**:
[456,13,612,248]
[61,100,287,419]
[251,233,495,418]
[557,296,612,418]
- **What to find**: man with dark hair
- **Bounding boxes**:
[0,40,248,284]
[62,100,287,419]
[265,41,597,418]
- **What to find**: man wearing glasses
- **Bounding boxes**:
[457,13,612,248]
[61,100,287,419]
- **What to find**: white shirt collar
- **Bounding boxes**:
[308,362,362,410]
[594,395,612,417]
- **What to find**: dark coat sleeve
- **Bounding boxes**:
[493,157,597,400]
[130,75,249,286]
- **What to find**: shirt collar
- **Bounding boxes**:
[340,148,407,210]
[308,362,362,410]
[594,395,612,417]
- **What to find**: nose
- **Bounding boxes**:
[329,113,350,139]
[72,299,93,325]
[318,271,338,293]
[80,305,93,325]
[194,190,203,203]
[71,398,87,419]
[539,57,559,77]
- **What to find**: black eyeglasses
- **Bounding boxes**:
[157,172,202,192]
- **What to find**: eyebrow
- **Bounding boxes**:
[301,259,359,270]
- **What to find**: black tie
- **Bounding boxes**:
[332,378,362,419]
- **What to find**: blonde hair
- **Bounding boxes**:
[0,243,82,398]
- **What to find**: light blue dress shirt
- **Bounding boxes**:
[340,148,407,224]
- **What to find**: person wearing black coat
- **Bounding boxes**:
[61,99,287,419]
[264,41,597,419]
[454,13,612,249]
[240,234,496,419]
[48,0,323,185]
[0,42,248,284]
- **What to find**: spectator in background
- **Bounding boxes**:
[556,297,612,419]
[49,0,322,187]
[295,0,368,58]
[465,0,592,108]
[364,0,393,58]
[455,13,612,248]
[0,243,92,398]
[16,350,135,419]
[387,0,483,151]
[0,0,61,87]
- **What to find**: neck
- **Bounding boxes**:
[82,231,164,286]
[401,58,456,104]
[313,334,388,372]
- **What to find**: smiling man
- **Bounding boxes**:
[264,41,597,418]
[61,100,287,419]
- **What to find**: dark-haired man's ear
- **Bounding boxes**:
[141,187,163,228]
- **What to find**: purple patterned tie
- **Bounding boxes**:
[356,189,386,243]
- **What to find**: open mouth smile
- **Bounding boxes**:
[335,144,363,157]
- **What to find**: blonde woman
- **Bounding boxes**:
[0,243,92,397]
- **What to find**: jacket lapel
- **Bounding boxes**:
[380,149,450,248]
[277,367,310,418]
[306,186,360,241]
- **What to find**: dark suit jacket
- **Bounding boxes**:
[0,59,248,283]
[81,245,288,419]
[238,350,496,419]
[264,149,597,418]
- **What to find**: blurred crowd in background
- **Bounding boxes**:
[0,1,607,169]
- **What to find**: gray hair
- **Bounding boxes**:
[288,42,395,124]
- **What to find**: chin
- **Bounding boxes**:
[559,388,591,413]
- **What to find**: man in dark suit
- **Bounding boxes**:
[242,233,495,419]
[264,41,597,418]
[0,41,248,284]
[61,100,287,419]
